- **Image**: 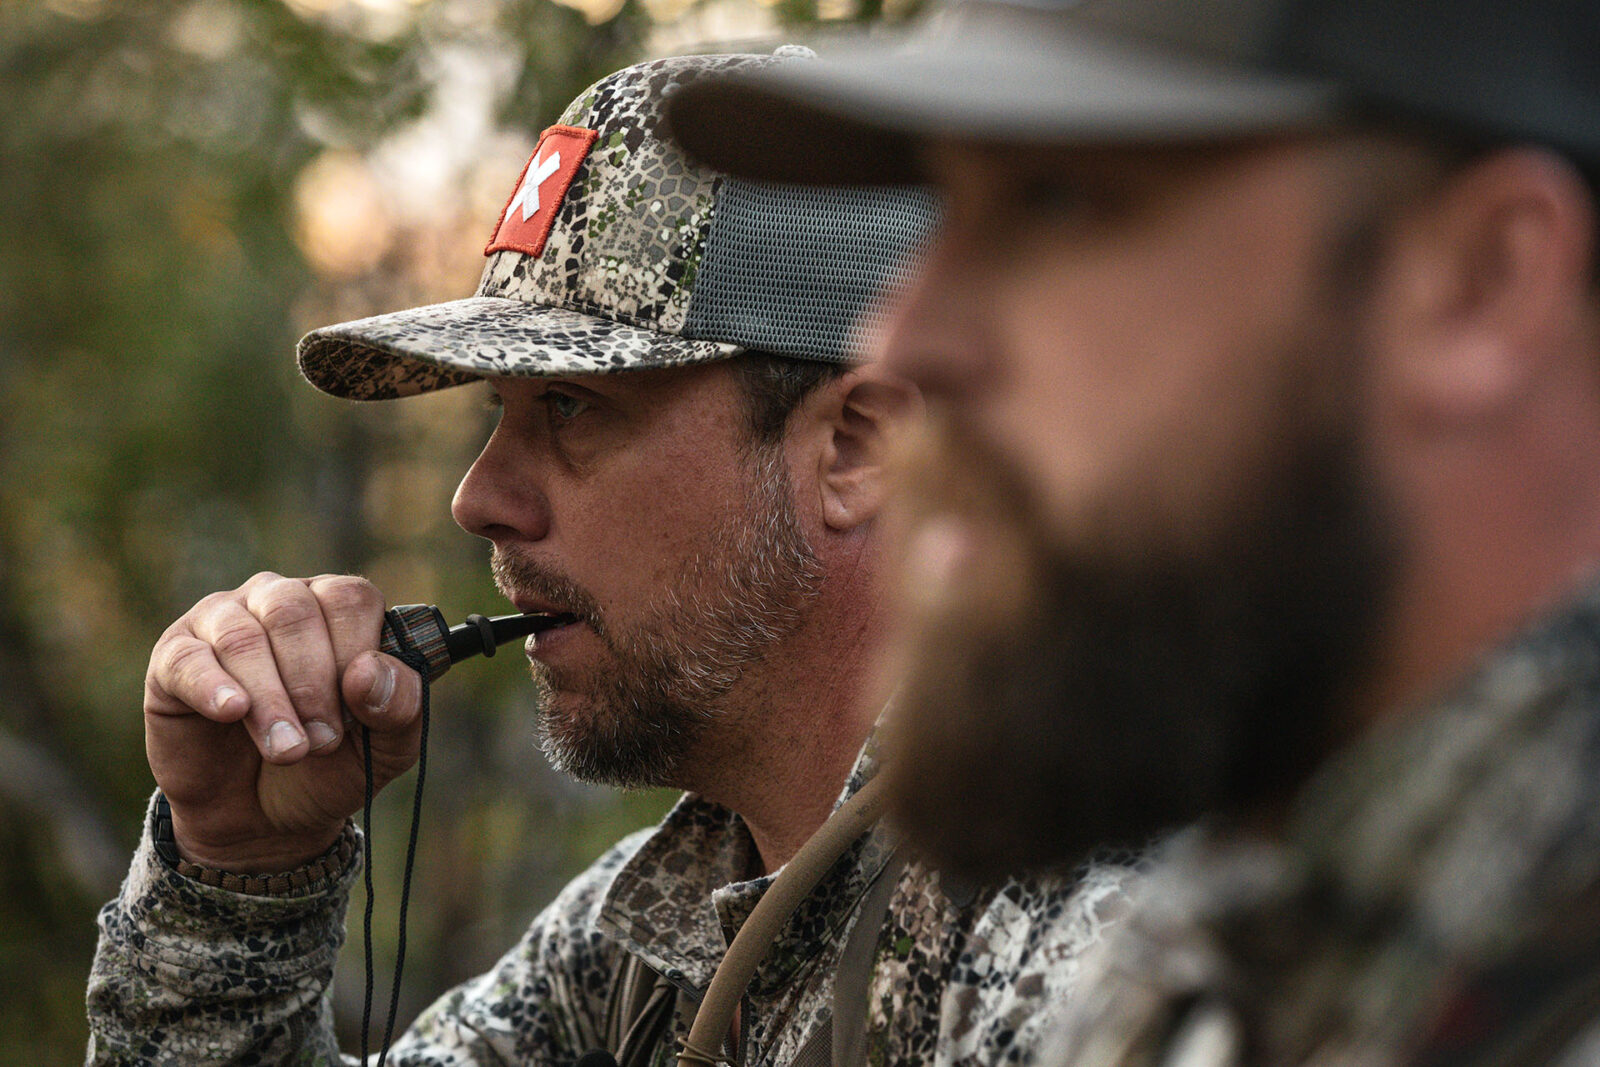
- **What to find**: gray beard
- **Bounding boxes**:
[493,445,824,789]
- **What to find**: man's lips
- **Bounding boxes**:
[524,614,584,656]
[505,600,584,653]
[509,594,579,620]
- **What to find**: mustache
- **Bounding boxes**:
[490,548,606,634]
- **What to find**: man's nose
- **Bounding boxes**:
[877,236,993,401]
[452,425,554,544]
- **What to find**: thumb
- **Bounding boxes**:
[342,651,424,781]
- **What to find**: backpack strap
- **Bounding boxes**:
[677,776,891,1067]
[831,849,906,1067]
[596,776,893,1067]
[731,846,901,1067]
[602,952,685,1067]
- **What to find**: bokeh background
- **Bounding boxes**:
[0,0,914,1058]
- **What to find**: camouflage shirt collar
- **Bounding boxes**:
[1147,572,1600,932]
[595,736,892,994]
[1053,573,1600,1064]
[1291,569,1600,953]
[1181,572,1600,974]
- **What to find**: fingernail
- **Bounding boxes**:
[307,721,339,751]
[266,720,305,758]
[367,661,396,712]
[214,686,242,715]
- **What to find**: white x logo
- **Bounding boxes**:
[507,148,563,222]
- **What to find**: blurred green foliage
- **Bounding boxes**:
[0,0,910,1059]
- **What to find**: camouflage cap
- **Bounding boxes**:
[298,50,939,401]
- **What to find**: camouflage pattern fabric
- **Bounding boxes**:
[87,739,1135,1066]
[1045,573,1600,1067]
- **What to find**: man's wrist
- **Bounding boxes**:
[151,793,357,898]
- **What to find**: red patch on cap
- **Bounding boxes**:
[485,125,599,259]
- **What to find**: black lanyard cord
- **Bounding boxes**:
[356,604,554,1064]
[361,638,432,1067]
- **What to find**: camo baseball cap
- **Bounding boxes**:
[298,50,940,401]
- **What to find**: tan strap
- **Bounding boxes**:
[832,849,905,1067]
[676,774,890,1067]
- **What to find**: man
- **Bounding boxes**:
[667,1,1600,1063]
[85,51,1130,1067]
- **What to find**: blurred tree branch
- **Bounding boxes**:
[0,724,126,901]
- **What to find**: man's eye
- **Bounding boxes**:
[1014,176,1104,221]
[548,392,590,420]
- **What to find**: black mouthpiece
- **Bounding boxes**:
[443,612,560,662]
[380,604,564,681]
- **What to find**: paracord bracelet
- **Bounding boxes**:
[152,792,358,898]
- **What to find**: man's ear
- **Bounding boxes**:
[809,365,923,532]
[1372,147,1596,427]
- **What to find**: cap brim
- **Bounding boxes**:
[668,6,1344,185]
[298,296,742,400]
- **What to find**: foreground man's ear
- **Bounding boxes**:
[1373,146,1597,426]
[809,365,924,532]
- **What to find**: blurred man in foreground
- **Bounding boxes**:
[669,0,1600,1061]
[85,50,1132,1067]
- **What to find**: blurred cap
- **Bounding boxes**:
[665,0,1600,185]
[299,50,938,401]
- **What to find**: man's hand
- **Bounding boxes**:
[145,573,425,873]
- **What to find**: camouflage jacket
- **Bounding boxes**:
[1047,575,1600,1067]
[88,743,1132,1067]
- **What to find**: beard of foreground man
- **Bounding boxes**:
[885,397,1393,881]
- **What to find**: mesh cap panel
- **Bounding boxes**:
[684,179,940,362]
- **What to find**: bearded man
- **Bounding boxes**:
[85,51,1131,1067]
[670,0,1600,1062]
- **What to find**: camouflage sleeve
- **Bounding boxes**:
[88,805,653,1067]
[87,793,656,1067]
[86,795,362,1066]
